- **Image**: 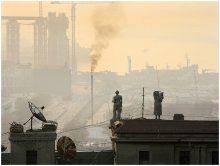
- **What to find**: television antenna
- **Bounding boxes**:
[23,101,47,130]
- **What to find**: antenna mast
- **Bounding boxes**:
[142,87,144,118]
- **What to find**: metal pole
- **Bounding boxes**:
[142,87,144,118]
[91,72,93,125]
[31,116,33,130]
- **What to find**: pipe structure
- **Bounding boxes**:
[91,71,94,125]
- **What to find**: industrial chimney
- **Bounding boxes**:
[127,56,132,73]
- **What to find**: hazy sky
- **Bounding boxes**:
[2,1,219,74]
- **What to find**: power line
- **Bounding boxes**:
[57,120,109,134]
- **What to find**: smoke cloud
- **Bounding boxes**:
[90,3,124,72]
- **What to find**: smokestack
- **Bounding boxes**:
[128,56,131,73]
[91,71,94,125]
[89,4,124,124]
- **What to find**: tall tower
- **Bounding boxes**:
[47,13,69,67]
[127,56,131,73]
[186,53,190,68]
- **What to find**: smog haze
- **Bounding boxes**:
[2,1,218,74]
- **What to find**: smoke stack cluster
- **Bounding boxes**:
[90,3,124,72]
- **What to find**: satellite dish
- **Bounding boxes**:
[57,136,76,160]
[23,101,47,130]
[28,101,46,122]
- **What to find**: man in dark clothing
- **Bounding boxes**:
[112,90,122,120]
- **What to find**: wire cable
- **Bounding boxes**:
[57,120,109,134]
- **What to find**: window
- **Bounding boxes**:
[179,151,190,164]
[212,151,219,165]
[26,150,37,165]
[139,151,150,164]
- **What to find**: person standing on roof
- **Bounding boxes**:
[112,90,122,120]
[153,91,164,119]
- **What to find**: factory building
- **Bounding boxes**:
[3,13,70,69]
[47,13,69,68]
[2,13,71,97]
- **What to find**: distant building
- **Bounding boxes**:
[110,118,219,165]
[2,63,71,97]
[47,12,69,68]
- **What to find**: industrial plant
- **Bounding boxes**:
[1,1,219,165]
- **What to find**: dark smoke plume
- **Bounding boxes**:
[90,3,124,72]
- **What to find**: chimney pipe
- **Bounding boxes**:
[91,71,94,125]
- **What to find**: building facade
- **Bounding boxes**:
[9,130,57,164]
[110,119,219,165]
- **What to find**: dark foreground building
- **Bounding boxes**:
[110,118,219,165]
[1,117,218,165]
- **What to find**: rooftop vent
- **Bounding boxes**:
[173,114,184,120]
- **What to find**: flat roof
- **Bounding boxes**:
[111,119,219,134]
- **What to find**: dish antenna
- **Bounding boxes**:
[57,136,76,161]
[23,101,47,130]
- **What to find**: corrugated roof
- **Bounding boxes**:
[112,119,219,134]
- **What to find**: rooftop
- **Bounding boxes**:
[111,119,219,134]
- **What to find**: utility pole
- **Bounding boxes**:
[142,87,144,118]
